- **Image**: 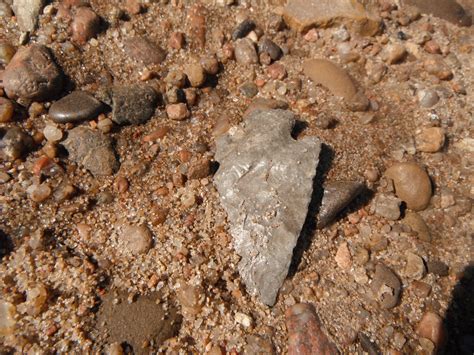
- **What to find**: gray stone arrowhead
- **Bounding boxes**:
[214,109,321,306]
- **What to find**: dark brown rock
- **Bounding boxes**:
[1,44,63,101]
[49,91,104,123]
[110,85,158,125]
[286,303,339,355]
[124,37,166,65]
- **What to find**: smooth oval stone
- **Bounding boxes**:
[49,91,104,123]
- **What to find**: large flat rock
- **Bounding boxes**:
[214,109,321,306]
[283,0,381,36]
[404,0,472,26]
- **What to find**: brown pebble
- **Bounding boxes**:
[188,158,211,180]
[415,127,445,153]
[187,5,206,48]
[416,312,446,349]
[285,303,338,355]
[124,37,166,65]
[166,103,189,120]
[115,176,129,193]
[184,63,206,87]
[200,56,219,75]
[0,97,14,123]
[385,162,432,211]
[335,242,352,270]
[423,56,453,80]
[119,224,153,255]
[124,0,141,15]
[383,44,407,64]
[424,40,441,54]
[72,7,101,45]
[169,32,185,50]
[267,63,287,80]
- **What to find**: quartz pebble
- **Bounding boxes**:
[385,162,432,211]
[72,6,100,45]
[2,44,63,101]
[49,91,104,123]
[118,224,153,255]
[415,127,445,153]
[12,0,44,32]
[27,183,52,202]
[43,125,63,142]
[0,97,14,123]
[404,252,426,280]
[286,303,338,354]
[383,44,407,64]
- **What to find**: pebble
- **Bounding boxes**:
[118,224,152,255]
[0,127,34,161]
[0,300,16,336]
[373,193,401,220]
[49,91,104,123]
[72,6,100,45]
[234,38,258,65]
[267,63,287,80]
[184,63,206,87]
[285,303,338,355]
[426,260,449,277]
[244,335,274,354]
[187,4,206,48]
[232,18,255,40]
[423,56,453,80]
[0,98,14,123]
[333,26,350,41]
[166,103,190,121]
[358,333,380,355]
[200,56,219,75]
[303,59,368,112]
[62,127,119,176]
[404,0,471,26]
[416,312,446,350]
[415,127,445,153]
[258,37,282,61]
[168,32,185,50]
[402,212,431,242]
[370,263,401,309]
[239,82,258,98]
[188,158,211,180]
[165,70,186,88]
[383,44,407,64]
[43,125,63,142]
[124,36,166,65]
[235,312,253,328]
[2,44,63,101]
[411,280,432,298]
[405,252,426,280]
[110,85,158,125]
[176,282,203,315]
[417,89,439,108]
[335,242,352,270]
[27,183,52,203]
[385,162,432,211]
[424,40,441,54]
[124,0,141,15]
[0,43,16,65]
[0,3,13,18]
[12,0,44,32]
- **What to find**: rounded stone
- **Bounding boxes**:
[0,43,16,65]
[0,98,14,123]
[415,127,445,153]
[370,263,401,309]
[385,162,432,211]
[416,312,446,349]
[234,38,258,65]
[49,91,104,123]
[119,224,153,255]
[72,7,101,45]
[184,63,206,87]
[418,89,439,108]
[124,37,166,65]
[2,44,63,101]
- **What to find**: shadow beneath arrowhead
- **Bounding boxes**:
[288,143,334,277]
[442,264,474,354]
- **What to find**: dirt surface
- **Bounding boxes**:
[0,0,473,354]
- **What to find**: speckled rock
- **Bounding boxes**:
[234,38,258,65]
[405,252,426,280]
[415,127,445,153]
[417,89,439,108]
[124,36,166,65]
[405,0,472,26]
[385,162,432,211]
[2,44,63,101]
[373,193,402,220]
[282,0,381,36]
[118,224,153,255]
[286,303,339,355]
[370,263,401,309]
[110,85,158,125]
[0,127,34,161]
[49,91,104,123]
[303,59,368,112]
[62,127,118,176]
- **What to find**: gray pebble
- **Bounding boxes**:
[49,91,104,123]
[418,89,439,108]
[370,263,402,309]
[373,193,401,220]
[239,82,258,98]
[258,37,282,61]
[234,38,258,65]
[110,85,158,125]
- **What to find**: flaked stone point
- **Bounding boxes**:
[214,109,321,306]
[49,91,104,123]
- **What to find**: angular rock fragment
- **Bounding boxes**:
[318,181,364,228]
[12,0,45,32]
[286,303,339,355]
[123,37,167,65]
[303,59,369,112]
[214,109,321,306]
[63,127,118,176]
[283,0,381,36]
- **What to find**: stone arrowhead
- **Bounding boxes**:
[318,181,364,228]
[214,109,321,306]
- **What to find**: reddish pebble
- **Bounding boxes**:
[304,28,319,42]
[124,0,141,15]
[143,126,169,142]
[72,7,100,45]
[0,97,14,123]
[424,40,441,54]
[169,32,185,49]
[416,312,446,349]
[286,303,338,355]
[267,63,287,80]
[166,103,189,120]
